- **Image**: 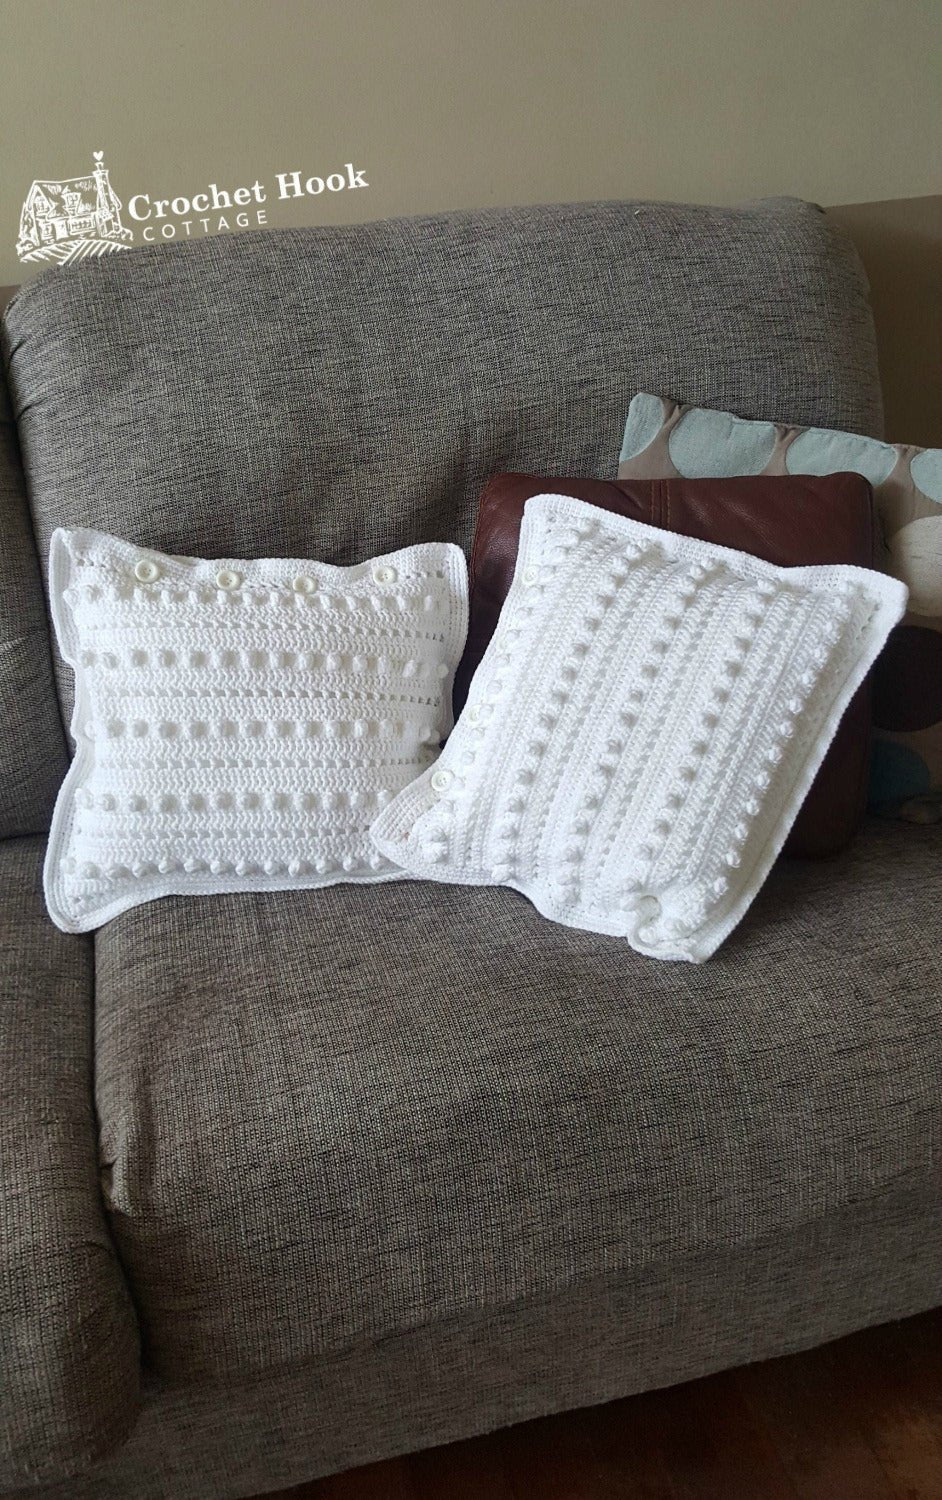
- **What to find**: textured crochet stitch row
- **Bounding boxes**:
[44,528,468,931]
[371,495,907,962]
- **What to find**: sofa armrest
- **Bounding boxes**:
[0,836,139,1490]
[0,374,70,840]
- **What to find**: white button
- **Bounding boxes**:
[292,574,317,594]
[134,558,160,583]
[216,569,242,591]
[374,565,397,584]
[521,565,539,587]
[430,768,454,793]
[466,705,482,724]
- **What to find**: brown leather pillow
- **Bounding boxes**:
[455,472,879,859]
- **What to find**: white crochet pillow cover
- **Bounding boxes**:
[371,494,907,963]
[44,527,468,932]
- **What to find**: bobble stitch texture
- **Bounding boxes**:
[369,498,904,964]
[45,527,469,930]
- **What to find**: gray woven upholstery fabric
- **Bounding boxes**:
[1,198,879,719]
[90,817,941,1389]
[0,837,140,1491]
[0,378,68,836]
[13,1183,942,1499]
[0,200,910,1497]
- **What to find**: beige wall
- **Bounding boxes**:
[829,198,941,448]
[2,1,939,436]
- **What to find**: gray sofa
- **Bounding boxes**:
[0,197,939,1499]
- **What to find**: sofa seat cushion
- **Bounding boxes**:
[93,818,942,1384]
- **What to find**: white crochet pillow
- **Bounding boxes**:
[44,527,468,932]
[371,495,907,963]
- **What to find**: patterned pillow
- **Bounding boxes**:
[618,394,942,823]
[371,496,906,963]
[44,527,468,931]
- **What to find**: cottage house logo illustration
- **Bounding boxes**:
[17,150,134,265]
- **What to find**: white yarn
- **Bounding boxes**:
[44,528,468,932]
[371,495,907,963]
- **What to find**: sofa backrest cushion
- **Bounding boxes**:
[1,196,882,725]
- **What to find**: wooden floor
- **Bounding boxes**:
[262,1308,942,1500]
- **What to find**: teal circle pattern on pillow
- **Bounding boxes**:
[668,407,776,478]
[869,739,932,804]
[785,428,898,486]
[910,448,942,504]
[619,392,667,463]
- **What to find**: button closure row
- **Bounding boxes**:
[133,560,315,595]
[131,558,399,595]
